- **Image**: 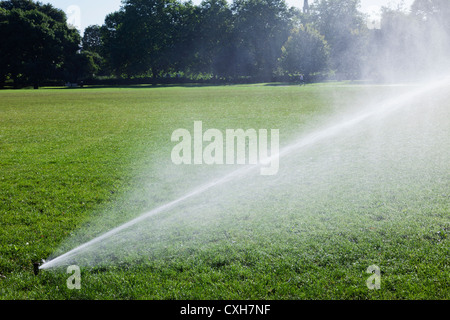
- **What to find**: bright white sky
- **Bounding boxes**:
[43,0,415,32]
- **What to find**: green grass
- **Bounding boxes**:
[0,84,448,300]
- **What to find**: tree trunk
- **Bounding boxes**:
[152,67,158,87]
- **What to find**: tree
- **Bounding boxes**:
[377,6,421,80]
[411,0,450,72]
[309,0,368,79]
[411,0,450,30]
[369,0,450,81]
[169,1,202,77]
[81,25,109,76]
[190,0,233,77]
[82,25,103,54]
[64,51,102,83]
[101,11,128,77]
[101,0,188,80]
[0,7,9,88]
[0,0,81,88]
[231,0,293,81]
[280,24,329,79]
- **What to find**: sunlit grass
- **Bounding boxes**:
[0,84,448,299]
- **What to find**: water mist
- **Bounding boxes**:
[40,74,450,270]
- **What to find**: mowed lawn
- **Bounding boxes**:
[0,84,448,300]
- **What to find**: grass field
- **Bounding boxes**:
[0,83,448,300]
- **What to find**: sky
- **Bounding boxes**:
[42,0,415,33]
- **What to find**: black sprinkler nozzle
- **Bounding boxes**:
[33,262,40,276]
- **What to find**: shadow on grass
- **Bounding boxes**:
[58,82,308,90]
[1,81,363,91]
[50,83,245,90]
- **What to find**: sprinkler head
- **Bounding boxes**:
[33,262,40,276]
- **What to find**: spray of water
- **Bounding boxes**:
[40,74,450,270]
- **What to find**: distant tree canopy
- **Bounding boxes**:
[0,0,81,88]
[364,0,450,81]
[312,0,369,79]
[1,0,450,88]
[280,25,330,79]
[82,25,103,54]
[101,0,293,82]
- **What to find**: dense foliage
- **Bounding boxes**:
[1,0,449,87]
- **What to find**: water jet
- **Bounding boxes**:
[40,75,450,270]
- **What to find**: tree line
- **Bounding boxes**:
[1,0,449,88]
